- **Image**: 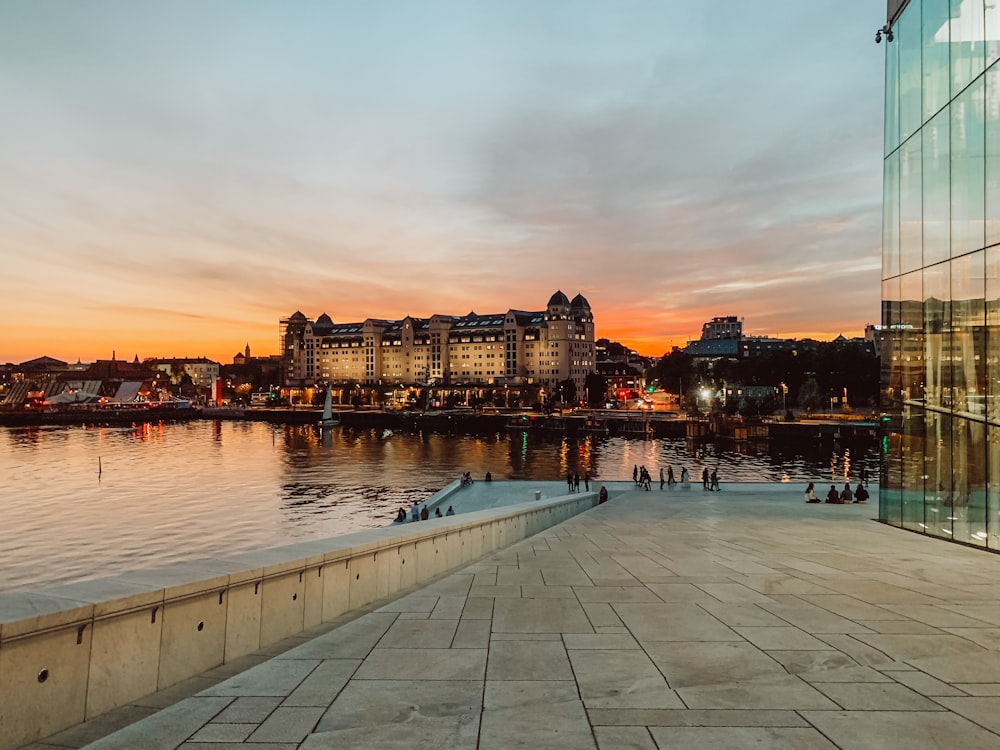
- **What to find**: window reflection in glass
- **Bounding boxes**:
[951,79,985,257]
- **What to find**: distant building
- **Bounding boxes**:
[145,357,221,387]
[280,291,596,393]
[701,316,743,340]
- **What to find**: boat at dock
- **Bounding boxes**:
[318,388,340,429]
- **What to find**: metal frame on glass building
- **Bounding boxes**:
[881,0,1000,548]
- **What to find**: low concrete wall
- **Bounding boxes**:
[0,488,598,750]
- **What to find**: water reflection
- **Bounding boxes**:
[0,422,879,594]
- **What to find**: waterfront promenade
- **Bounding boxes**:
[30,483,1000,749]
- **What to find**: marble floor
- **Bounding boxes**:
[29,483,1000,750]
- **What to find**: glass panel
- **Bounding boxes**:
[885,151,902,279]
[951,251,987,417]
[925,0,952,122]
[989,424,1000,548]
[986,66,1000,244]
[902,406,927,531]
[924,109,951,266]
[900,137,922,274]
[951,79,986,257]
[986,246,1000,422]
[988,2,1000,67]
[886,15,901,156]
[883,276,903,413]
[881,423,904,525]
[899,1,923,140]
[951,0,986,96]
[901,270,926,404]
[924,410,954,538]
[953,417,987,545]
[924,262,951,409]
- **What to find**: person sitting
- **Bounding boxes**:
[485,471,492,481]
[420,505,429,520]
[446,505,455,515]
[435,508,443,517]
[804,482,820,503]
[840,483,853,503]
[854,483,869,503]
[598,485,608,504]
[395,507,407,522]
[825,484,841,503]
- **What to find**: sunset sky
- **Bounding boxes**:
[0,0,885,364]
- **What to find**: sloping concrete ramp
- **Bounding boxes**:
[53,484,1000,749]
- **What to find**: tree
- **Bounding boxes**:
[558,379,577,404]
[798,377,823,413]
[584,371,607,408]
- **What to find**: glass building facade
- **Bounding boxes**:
[881,0,1000,548]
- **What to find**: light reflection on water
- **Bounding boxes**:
[0,421,878,593]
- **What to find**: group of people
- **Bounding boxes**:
[805,481,870,504]
[632,464,706,491]
[395,502,456,522]
[565,471,591,492]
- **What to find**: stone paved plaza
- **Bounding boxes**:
[30,483,1000,749]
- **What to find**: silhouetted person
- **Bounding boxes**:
[702,467,710,490]
[446,505,455,515]
[598,485,608,504]
[854,483,869,503]
[710,468,720,491]
[485,471,492,481]
[435,508,443,517]
[420,505,429,520]
[825,485,840,503]
[805,482,820,503]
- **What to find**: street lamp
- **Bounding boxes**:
[780,382,787,417]
[700,388,710,415]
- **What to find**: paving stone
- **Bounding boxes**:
[697,601,788,627]
[733,626,830,651]
[613,602,740,642]
[574,586,662,603]
[247,706,325,744]
[812,681,944,710]
[586,708,810,727]
[188,722,255,742]
[568,649,683,709]
[275,611,397,659]
[460,596,494,619]
[376,618,458,648]
[354,647,487,680]
[212,696,283,723]
[308,680,481,750]
[563,633,640,650]
[935,697,1000,734]
[486,639,573,680]
[648,726,839,749]
[452,619,491,648]
[594,726,657,750]
[885,669,969,696]
[480,681,595,750]
[198,659,320,698]
[520,584,576,598]
[430,596,468,619]
[767,650,892,683]
[282,659,360,706]
[581,601,623,628]
[82,697,233,750]
[492,596,593,633]
[801,710,1000,750]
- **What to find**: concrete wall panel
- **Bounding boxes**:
[86,608,162,718]
[347,552,378,609]
[0,625,91,750]
[259,571,305,647]
[224,580,262,661]
[157,590,227,689]
[303,565,324,629]
[322,560,350,622]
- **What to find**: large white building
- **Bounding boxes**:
[280,291,595,392]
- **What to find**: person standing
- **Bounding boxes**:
[659,468,665,490]
[710,468,720,492]
[680,467,690,488]
[567,472,574,493]
[633,464,639,485]
[860,467,869,486]
[573,472,580,492]
[410,501,421,522]
[667,466,676,486]
[420,505,429,520]
[702,467,710,490]
[584,472,590,491]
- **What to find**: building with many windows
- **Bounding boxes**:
[880,0,1000,548]
[280,291,595,393]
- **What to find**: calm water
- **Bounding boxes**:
[0,421,878,593]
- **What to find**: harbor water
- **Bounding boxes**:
[0,420,878,594]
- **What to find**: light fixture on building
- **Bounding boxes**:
[875,24,893,44]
